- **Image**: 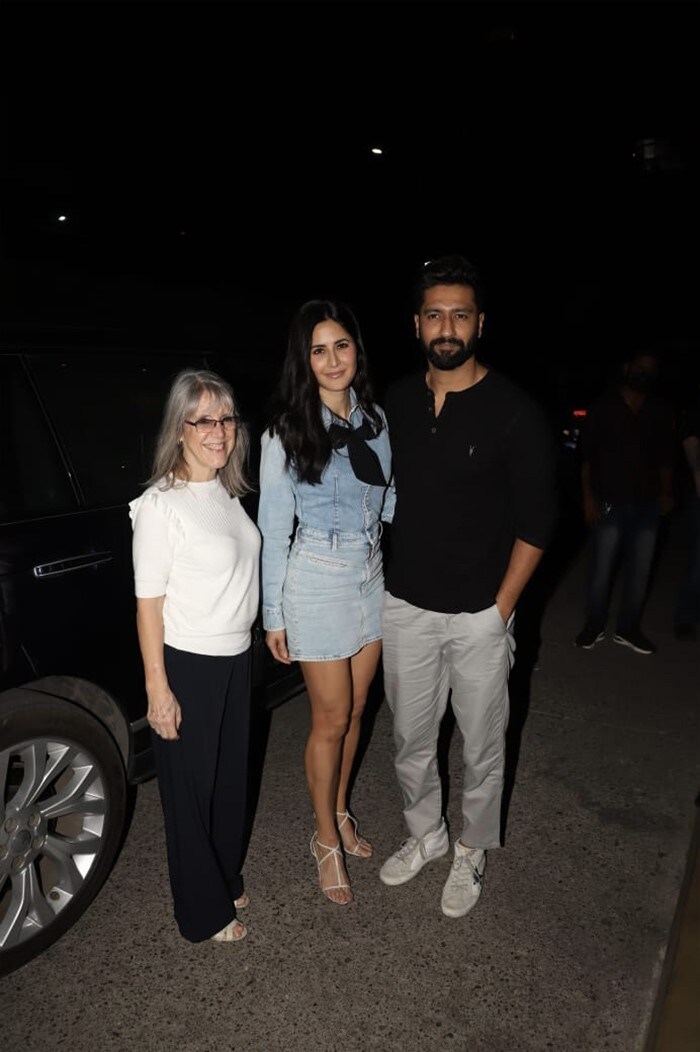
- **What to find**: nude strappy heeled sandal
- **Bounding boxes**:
[310,831,353,905]
[336,810,373,858]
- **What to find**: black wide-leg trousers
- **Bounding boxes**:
[151,645,251,942]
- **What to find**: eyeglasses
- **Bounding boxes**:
[184,415,239,435]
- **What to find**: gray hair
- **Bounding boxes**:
[148,369,252,497]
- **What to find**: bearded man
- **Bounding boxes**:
[379,255,557,919]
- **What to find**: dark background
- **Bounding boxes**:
[1,1,697,410]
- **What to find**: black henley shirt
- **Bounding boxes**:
[384,369,558,614]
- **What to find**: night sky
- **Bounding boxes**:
[1,1,697,405]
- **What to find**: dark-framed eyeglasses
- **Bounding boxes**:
[184,415,239,435]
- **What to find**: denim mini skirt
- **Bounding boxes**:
[282,526,384,661]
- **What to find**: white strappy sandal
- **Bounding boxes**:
[336,810,373,858]
[310,832,353,905]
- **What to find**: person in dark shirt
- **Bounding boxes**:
[379,255,557,919]
[574,349,675,655]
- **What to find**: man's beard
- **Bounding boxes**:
[422,333,479,371]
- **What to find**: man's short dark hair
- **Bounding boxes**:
[413,255,484,314]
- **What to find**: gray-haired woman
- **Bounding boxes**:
[129,369,260,943]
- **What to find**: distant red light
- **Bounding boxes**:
[573,409,588,418]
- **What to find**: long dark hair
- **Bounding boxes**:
[268,299,382,484]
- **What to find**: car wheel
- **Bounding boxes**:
[0,691,128,976]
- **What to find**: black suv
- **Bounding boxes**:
[0,331,303,975]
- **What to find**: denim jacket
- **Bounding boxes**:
[258,392,395,631]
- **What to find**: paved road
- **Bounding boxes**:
[2,511,698,1052]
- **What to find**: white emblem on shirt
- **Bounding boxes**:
[469,444,476,457]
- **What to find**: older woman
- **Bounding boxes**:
[129,369,259,943]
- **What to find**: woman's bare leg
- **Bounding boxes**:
[301,658,354,904]
[335,641,381,857]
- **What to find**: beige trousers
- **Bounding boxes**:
[381,591,515,850]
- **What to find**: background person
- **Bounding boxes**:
[129,368,260,943]
[379,254,557,919]
[575,349,675,654]
[258,299,393,906]
[674,381,700,640]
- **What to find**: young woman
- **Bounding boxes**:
[258,300,393,905]
[129,369,259,943]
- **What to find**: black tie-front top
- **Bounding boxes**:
[327,420,387,487]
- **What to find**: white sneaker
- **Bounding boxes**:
[379,823,449,886]
[440,841,486,918]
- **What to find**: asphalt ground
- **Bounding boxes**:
[2,507,698,1052]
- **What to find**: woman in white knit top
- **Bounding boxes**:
[129,369,260,944]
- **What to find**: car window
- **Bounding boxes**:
[0,356,76,521]
[28,351,220,506]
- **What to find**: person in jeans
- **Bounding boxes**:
[379,255,557,918]
[575,349,675,654]
[673,385,700,640]
[258,299,393,905]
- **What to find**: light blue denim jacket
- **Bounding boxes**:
[258,392,395,631]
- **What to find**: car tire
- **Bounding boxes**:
[0,690,128,976]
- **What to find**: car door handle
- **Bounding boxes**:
[33,552,114,578]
